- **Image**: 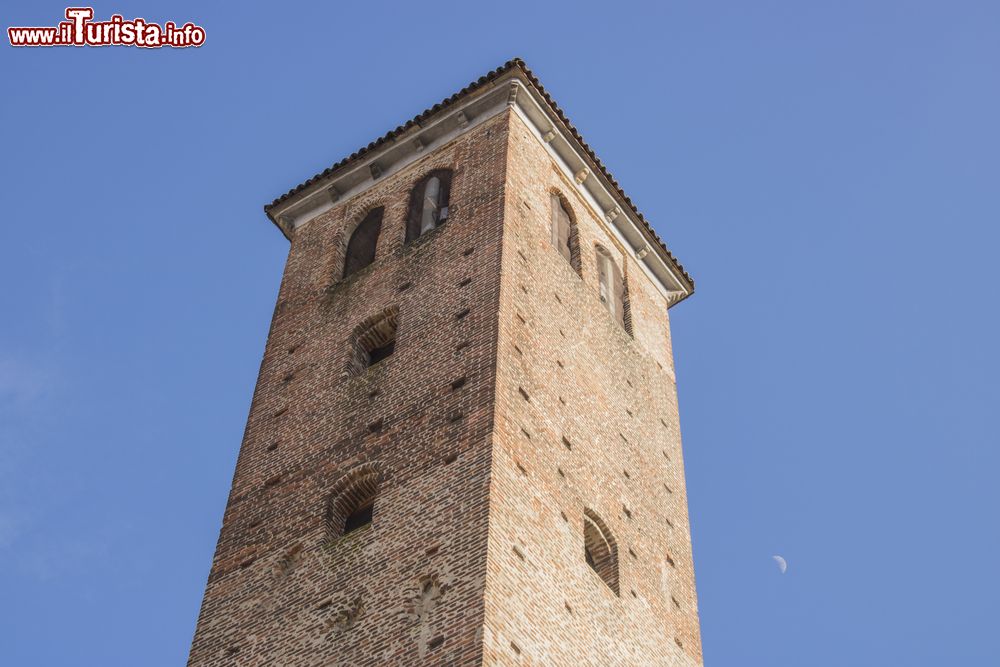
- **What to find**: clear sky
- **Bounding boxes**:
[2,2,998,665]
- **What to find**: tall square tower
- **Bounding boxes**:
[188,59,700,666]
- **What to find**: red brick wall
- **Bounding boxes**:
[480,112,702,666]
[188,113,510,666]
[189,107,702,666]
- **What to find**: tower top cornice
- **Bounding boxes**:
[264,59,694,305]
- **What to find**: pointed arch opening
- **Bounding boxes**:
[583,508,619,595]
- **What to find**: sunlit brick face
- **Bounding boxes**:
[189,89,700,667]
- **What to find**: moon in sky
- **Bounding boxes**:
[773,555,788,574]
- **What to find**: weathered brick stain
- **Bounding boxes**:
[188,109,702,666]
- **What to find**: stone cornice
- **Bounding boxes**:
[264,65,693,306]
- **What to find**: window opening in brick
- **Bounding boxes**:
[350,307,399,374]
[407,170,452,241]
[343,502,373,535]
[342,207,384,278]
[583,509,619,595]
[550,192,581,275]
[595,244,631,334]
[326,464,380,540]
[368,340,395,364]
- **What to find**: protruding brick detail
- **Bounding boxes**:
[188,104,701,666]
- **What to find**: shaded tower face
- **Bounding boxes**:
[188,60,700,667]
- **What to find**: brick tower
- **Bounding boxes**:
[188,59,701,666]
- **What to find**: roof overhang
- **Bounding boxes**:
[264,60,694,306]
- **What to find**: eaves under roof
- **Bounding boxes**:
[263,58,694,298]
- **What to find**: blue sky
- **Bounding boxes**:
[2,2,998,665]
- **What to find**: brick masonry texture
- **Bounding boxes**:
[188,109,702,666]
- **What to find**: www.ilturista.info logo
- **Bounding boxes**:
[8,7,205,48]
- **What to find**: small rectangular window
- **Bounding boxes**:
[368,340,395,366]
[343,503,373,534]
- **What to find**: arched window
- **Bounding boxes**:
[550,193,580,274]
[342,207,384,278]
[583,509,619,595]
[326,464,381,539]
[406,170,452,242]
[595,244,631,333]
[349,307,399,375]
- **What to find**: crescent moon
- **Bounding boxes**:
[772,555,787,574]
